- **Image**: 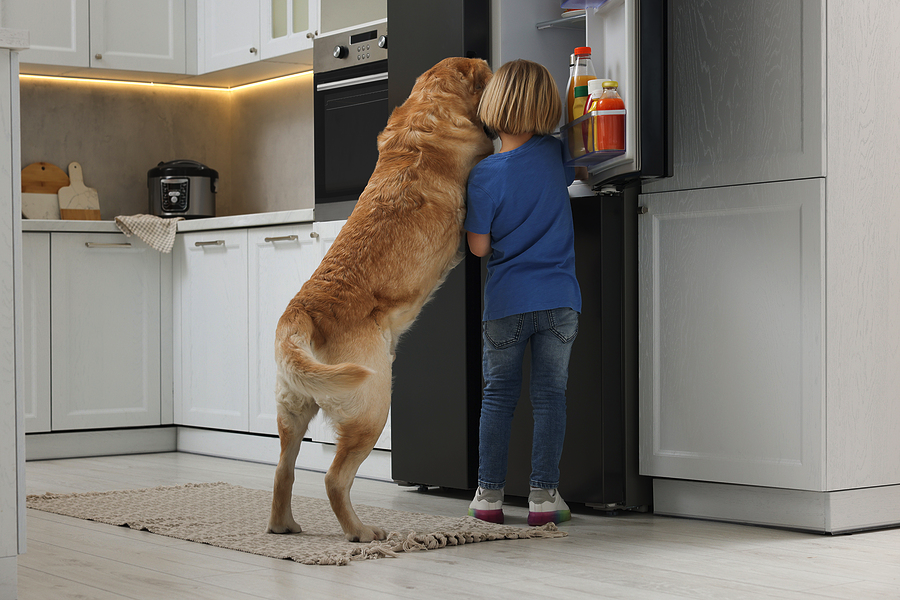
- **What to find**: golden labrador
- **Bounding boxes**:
[266,57,494,542]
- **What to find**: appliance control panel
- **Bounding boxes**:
[314,21,387,74]
[161,178,189,212]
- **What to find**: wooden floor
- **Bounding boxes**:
[17,453,900,599]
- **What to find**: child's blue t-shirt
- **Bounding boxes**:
[464,135,581,321]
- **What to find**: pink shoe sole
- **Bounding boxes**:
[469,508,504,524]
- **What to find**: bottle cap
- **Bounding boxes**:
[574,46,591,56]
[574,85,589,97]
[587,79,608,95]
[602,80,619,89]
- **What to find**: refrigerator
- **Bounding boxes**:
[390,0,669,510]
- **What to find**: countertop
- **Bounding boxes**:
[21,208,316,233]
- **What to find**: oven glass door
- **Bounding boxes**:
[315,62,389,205]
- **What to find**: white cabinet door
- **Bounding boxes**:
[247,223,319,434]
[22,233,51,434]
[89,0,186,73]
[304,219,342,444]
[3,0,90,68]
[174,229,249,431]
[259,0,317,59]
[639,178,824,490]
[50,233,161,430]
[642,0,824,194]
[198,0,260,73]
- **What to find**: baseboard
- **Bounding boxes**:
[0,556,18,600]
[653,478,900,533]
[25,427,178,461]
[24,426,394,483]
[175,427,393,482]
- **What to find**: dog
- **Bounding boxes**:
[266,57,494,542]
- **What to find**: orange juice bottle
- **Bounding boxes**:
[566,47,596,123]
[586,80,625,151]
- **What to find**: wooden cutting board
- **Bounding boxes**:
[21,162,68,219]
[58,161,101,221]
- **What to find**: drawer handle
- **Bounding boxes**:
[264,235,299,243]
[309,231,320,239]
[85,242,132,248]
[195,240,225,247]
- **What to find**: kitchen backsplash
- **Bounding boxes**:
[19,72,314,220]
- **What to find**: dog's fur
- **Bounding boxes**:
[266,57,494,542]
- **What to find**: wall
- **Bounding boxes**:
[19,72,314,219]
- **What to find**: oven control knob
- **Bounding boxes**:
[378,35,388,49]
[333,45,349,59]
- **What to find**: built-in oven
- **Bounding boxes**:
[313,22,389,220]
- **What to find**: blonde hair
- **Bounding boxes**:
[478,59,562,136]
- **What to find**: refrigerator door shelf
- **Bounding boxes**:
[560,110,627,167]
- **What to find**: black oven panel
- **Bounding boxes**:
[313,23,389,207]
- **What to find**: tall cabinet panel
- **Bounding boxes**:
[21,232,50,433]
[642,0,824,194]
[50,233,161,430]
[639,179,824,491]
[174,229,249,431]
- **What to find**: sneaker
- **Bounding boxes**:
[528,488,571,526]
[468,486,504,523]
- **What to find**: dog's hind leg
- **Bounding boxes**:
[324,373,391,542]
[266,392,318,534]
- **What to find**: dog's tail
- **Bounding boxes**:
[278,332,374,398]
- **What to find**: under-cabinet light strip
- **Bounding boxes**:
[18,69,312,92]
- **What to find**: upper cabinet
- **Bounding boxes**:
[5,0,187,74]
[319,0,385,35]
[198,0,318,73]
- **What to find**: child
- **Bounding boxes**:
[465,59,581,526]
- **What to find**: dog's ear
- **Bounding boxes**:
[459,58,492,96]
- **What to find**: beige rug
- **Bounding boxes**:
[26,482,566,566]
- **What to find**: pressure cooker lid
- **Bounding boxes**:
[148,159,218,179]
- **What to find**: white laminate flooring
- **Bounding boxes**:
[17,453,900,599]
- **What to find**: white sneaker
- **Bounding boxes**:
[528,488,571,526]
[468,486,504,524]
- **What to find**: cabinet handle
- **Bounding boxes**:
[85,242,131,248]
[309,231,320,239]
[195,240,225,247]
[94,53,102,60]
[264,235,299,243]
[250,47,258,54]
[637,206,648,215]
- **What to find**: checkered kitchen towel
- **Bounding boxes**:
[114,214,185,253]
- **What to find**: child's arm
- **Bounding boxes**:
[467,231,492,257]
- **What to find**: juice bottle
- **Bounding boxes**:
[586,80,625,151]
[566,47,596,123]
[569,85,590,157]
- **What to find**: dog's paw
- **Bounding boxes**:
[346,524,387,543]
[265,519,303,534]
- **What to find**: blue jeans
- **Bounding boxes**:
[477,308,579,491]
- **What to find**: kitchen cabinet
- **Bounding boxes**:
[639,179,824,490]
[640,0,824,195]
[637,0,900,533]
[174,228,249,431]
[50,232,162,430]
[319,0,384,35]
[248,223,319,434]
[22,232,50,433]
[4,0,187,74]
[198,0,317,73]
